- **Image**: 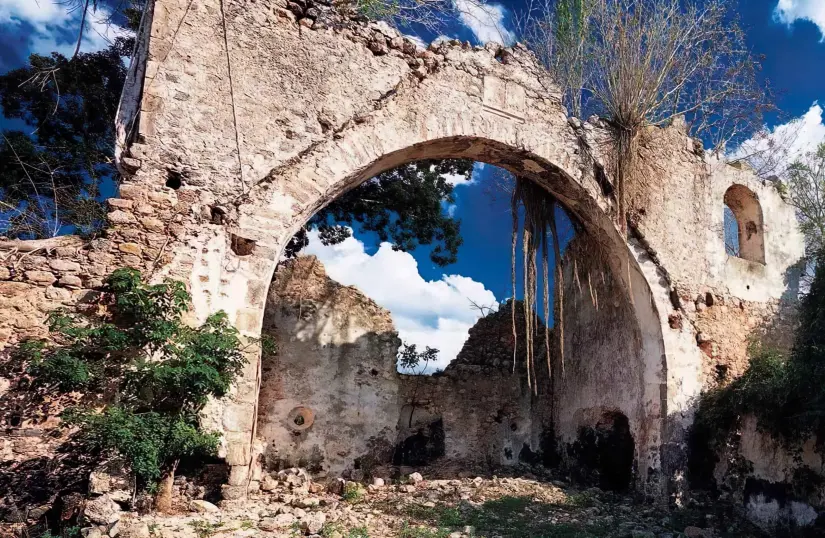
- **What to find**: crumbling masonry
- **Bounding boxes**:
[0,0,805,508]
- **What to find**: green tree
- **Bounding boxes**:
[18,269,247,508]
[0,37,133,238]
[286,159,472,266]
[786,142,825,257]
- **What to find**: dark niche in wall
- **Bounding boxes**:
[570,411,635,491]
[393,418,446,466]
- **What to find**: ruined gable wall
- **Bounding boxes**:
[397,303,552,469]
[257,257,401,479]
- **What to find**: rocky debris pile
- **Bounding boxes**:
[46,468,768,538]
[445,299,550,375]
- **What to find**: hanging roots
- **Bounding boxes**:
[510,177,566,393]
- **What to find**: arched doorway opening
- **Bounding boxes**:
[243,136,668,490]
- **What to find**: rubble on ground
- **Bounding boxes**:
[33,467,768,538]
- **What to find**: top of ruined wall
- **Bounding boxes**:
[270,256,395,340]
[119,0,803,311]
[445,300,549,377]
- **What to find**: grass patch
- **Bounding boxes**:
[321,523,371,538]
[397,496,610,538]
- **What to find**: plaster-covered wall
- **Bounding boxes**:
[257,257,400,478]
[0,0,807,510]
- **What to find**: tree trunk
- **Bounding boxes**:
[154,461,178,514]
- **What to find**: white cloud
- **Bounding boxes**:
[403,34,427,50]
[0,0,126,57]
[440,162,486,187]
[729,103,825,176]
[303,229,497,372]
[453,0,514,45]
[775,0,825,38]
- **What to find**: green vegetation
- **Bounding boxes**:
[17,268,247,490]
[321,523,371,538]
[398,496,612,538]
[0,2,142,239]
[398,522,452,538]
[689,251,825,486]
[285,159,471,267]
[342,482,366,503]
[189,520,224,538]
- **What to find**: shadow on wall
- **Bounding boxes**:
[258,258,560,479]
[681,263,822,534]
[567,410,635,492]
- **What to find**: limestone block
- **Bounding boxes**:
[49,260,81,272]
[25,271,57,286]
[83,495,122,525]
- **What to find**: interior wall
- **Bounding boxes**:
[553,235,648,486]
[256,257,401,478]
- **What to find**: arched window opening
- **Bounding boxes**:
[723,185,765,264]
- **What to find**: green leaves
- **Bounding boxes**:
[67,407,219,485]
[0,38,134,238]
[285,159,472,267]
[398,343,439,373]
[21,269,247,489]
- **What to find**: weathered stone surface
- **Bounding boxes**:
[190,500,219,513]
[118,243,142,256]
[25,270,56,285]
[58,275,83,288]
[49,259,82,272]
[259,513,295,530]
[301,512,326,534]
[83,495,122,525]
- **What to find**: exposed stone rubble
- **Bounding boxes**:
[68,468,766,538]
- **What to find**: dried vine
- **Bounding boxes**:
[510,177,566,392]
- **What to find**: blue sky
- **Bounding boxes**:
[2,0,825,370]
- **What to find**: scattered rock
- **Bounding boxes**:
[83,495,122,525]
[190,500,219,513]
[259,513,296,531]
[409,472,423,484]
[301,512,326,534]
[261,474,278,491]
[117,522,150,538]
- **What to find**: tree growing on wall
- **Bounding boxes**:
[517,0,775,227]
[285,159,472,266]
[16,269,248,511]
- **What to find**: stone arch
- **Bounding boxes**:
[224,130,669,494]
[723,184,766,264]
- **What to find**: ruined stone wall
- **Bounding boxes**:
[257,257,400,480]
[0,0,808,510]
[396,303,552,470]
[554,235,650,487]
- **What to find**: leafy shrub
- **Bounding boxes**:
[17,268,248,489]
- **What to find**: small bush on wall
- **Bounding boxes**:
[17,268,248,499]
